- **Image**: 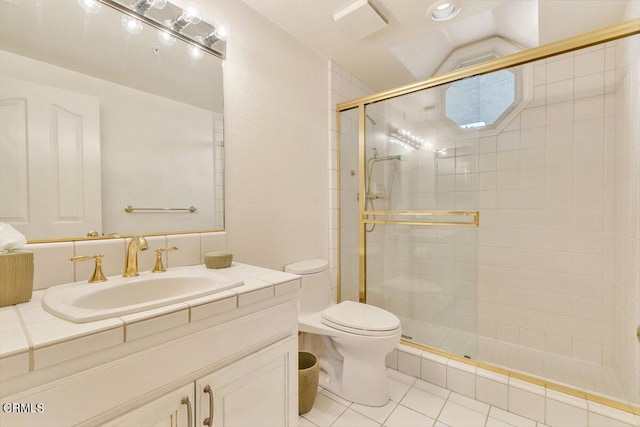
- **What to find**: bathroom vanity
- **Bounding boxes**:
[0,263,300,427]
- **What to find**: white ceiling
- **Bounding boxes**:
[241,0,632,92]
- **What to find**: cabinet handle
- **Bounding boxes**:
[181,396,193,427]
[203,385,214,426]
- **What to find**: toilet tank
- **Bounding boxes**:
[284,259,332,314]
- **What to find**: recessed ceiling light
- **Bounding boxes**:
[428,0,461,21]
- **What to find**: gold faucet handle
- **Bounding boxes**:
[151,247,178,273]
[70,254,107,283]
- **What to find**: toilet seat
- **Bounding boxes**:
[321,301,400,337]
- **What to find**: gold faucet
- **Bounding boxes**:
[151,246,178,273]
[70,254,107,283]
[123,236,148,277]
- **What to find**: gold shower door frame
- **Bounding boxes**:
[335,19,640,415]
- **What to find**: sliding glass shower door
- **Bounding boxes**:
[362,92,481,358]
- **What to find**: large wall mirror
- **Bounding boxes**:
[0,0,224,242]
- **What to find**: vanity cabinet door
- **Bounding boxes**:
[103,383,194,427]
[195,337,297,427]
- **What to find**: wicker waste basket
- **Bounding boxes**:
[298,352,320,415]
[0,250,34,308]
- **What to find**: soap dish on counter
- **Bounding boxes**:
[204,251,233,269]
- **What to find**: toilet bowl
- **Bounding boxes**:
[285,259,401,407]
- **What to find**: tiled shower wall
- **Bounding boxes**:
[612,29,640,402]
[475,43,621,366]
[328,61,373,303]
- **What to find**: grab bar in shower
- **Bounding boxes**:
[363,210,479,227]
[124,205,197,214]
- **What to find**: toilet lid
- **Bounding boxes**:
[321,301,401,336]
[284,259,328,275]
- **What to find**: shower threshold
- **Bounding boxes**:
[398,316,635,406]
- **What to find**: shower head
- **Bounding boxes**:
[369,148,402,162]
[370,148,401,162]
[377,154,402,161]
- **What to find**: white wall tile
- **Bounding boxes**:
[476,371,509,410]
[397,346,421,378]
[547,56,574,83]
[575,73,605,99]
[574,118,604,143]
[547,79,574,104]
[508,379,545,423]
[546,102,574,125]
[575,49,605,77]
[521,127,546,149]
[200,232,227,257]
[447,360,476,398]
[521,107,546,129]
[167,233,201,267]
[26,242,74,289]
[74,239,126,280]
[421,353,447,388]
[546,391,589,427]
[588,412,634,427]
[575,97,604,121]
[547,123,574,146]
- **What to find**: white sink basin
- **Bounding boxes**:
[42,270,244,323]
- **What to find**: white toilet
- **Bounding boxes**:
[285,259,401,407]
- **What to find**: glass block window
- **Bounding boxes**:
[445,70,515,129]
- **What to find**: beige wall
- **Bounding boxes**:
[199,1,329,270]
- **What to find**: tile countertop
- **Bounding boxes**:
[0,263,300,382]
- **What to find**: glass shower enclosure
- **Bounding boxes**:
[338,22,640,413]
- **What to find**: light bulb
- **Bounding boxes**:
[189,44,204,59]
[152,0,167,8]
[203,25,228,46]
[215,25,228,40]
[77,0,102,14]
[122,15,143,35]
[189,46,204,59]
[157,29,176,46]
[184,2,202,24]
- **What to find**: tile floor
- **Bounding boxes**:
[299,369,545,427]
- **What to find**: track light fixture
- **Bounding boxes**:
[80,0,227,58]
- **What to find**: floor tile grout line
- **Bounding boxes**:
[302,374,544,427]
[378,400,400,426]
[328,404,349,427]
